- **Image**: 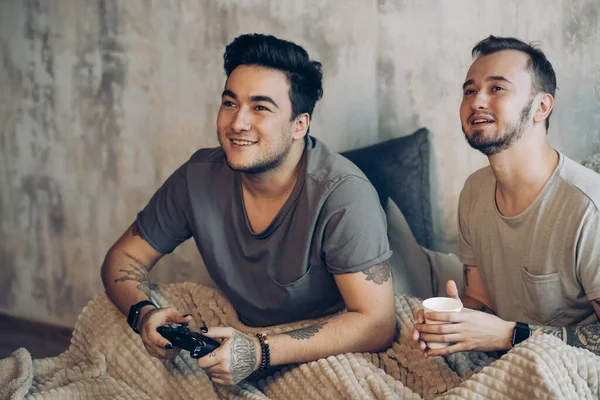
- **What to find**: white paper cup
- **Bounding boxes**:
[422,297,463,349]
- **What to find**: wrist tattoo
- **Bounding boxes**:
[229,331,257,383]
[362,261,391,285]
[139,307,160,331]
[283,322,328,340]
[532,325,564,341]
[114,263,156,298]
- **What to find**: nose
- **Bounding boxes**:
[230,107,252,133]
[470,90,489,110]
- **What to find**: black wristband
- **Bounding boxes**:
[510,321,532,347]
[127,300,157,334]
[255,332,270,370]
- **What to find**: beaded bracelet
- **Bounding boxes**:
[255,331,270,370]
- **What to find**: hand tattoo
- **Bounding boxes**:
[362,261,391,285]
[114,263,156,298]
[229,331,257,384]
[283,322,328,340]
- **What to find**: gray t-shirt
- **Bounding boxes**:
[137,136,391,327]
[459,152,600,326]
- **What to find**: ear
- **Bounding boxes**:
[533,93,554,125]
[292,113,310,140]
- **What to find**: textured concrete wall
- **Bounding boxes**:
[1,0,599,327]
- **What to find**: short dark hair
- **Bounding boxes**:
[223,34,323,121]
[472,35,557,130]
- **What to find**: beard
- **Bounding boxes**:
[463,99,533,156]
[218,130,295,174]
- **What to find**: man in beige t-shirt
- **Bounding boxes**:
[413,35,600,357]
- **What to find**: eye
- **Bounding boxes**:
[255,105,271,112]
[222,100,236,107]
[463,89,476,96]
[492,86,504,92]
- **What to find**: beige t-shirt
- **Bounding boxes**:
[459,152,600,326]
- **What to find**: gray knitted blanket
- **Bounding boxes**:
[1,282,599,399]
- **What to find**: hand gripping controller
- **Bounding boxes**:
[157,323,220,359]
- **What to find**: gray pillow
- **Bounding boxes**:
[386,198,464,298]
[341,128,433,248]
[385,198,433,298]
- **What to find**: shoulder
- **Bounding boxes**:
[189,147,226,164]
[557,153,600,213]
[305,136,372,189]
[460,165,494,203]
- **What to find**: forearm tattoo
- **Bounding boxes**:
[531,322,600,356]
[362,261,391,284]
[229,331,257,383]
[473,302,494,314]
[114,263,156,299]
[463,265,472,287]
[283,322,328,340]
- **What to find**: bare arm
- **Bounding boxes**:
[198,261,397,384]
[528,299,600,356]
[461,264,495,314]
[100,221,164,328]
[269,260,396,365]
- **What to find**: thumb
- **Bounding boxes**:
[172,313,194,324]
[446,280,460,300]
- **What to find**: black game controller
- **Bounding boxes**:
[157,323,220,359]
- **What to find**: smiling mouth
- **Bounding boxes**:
[230,139,255,146]
[471,118,495,125]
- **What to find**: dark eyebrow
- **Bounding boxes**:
[250,95,279,109]
[462,76,513,90]
[222,89,237,99]
[462,79,474,90]
[486,75,512,85]
[221,91,279,109]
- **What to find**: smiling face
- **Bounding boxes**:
[460,50,536,156]
[217,65,304,174]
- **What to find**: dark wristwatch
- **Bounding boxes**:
[510,321,532,347]
[127,300,157,334]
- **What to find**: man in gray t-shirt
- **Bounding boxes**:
[414,35,600,357]
[101,34,395,385]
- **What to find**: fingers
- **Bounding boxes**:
[412,309,425,341]
[418,332,461,344]
[200,326,234,339]
[172,313,194,325]
[423,311,464,323]
[446,280,460,300]
[426,342,465,357]
[416,322,461,334]
[139,307,193,359]
[196,350,222,369]
[417,309,425,323]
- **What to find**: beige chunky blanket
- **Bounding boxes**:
[2,282,599,400]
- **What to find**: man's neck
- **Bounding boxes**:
[488,129,559,217]
[240,140,305,201]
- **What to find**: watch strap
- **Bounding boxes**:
[127,300,157,334]
[510,321,532,347]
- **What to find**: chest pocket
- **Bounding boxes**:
[268,264,340,322]
[522,267,565,325]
